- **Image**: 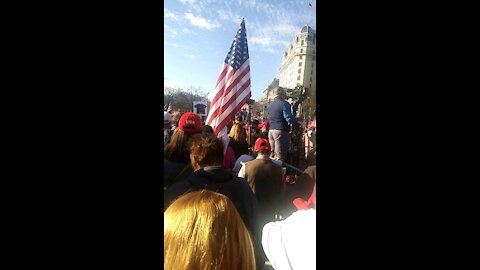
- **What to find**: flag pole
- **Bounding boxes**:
[248,103,252,147]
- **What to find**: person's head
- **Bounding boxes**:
[164,111,172,129]
[164,190,256,270]
[293,183,316,210]
[202,124,214,134]
[254,137,271,156]
[228,122,247,143]
[178,112,202,133]
[258,121,269,132]
[188,133,224,170]
[234,115,243,125]
[164,112,203,163]
[275,87,287,99]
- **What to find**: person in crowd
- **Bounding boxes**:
[282,165,316,217]
[267,87,295,161]
[170,111,181,131]
[252,118,259,128]
[258,120,269,139]
[238,138,286,226]
[164,190,256,270]
[164,111,173,145]
[163,112,203,192]
[232,147,255,174]
[164,132,266,268]
[202,124,214,134]
[262,183,316,270]
[224,144,236,171]
[228,119,249,160]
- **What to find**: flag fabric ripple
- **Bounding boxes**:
[205,18,251,135]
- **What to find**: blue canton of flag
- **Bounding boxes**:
[224,19,249,70]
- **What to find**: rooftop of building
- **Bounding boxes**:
[301,24,316,33]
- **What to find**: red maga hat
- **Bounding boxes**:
[178,112,202,133]
[293,184,316,210]
[254,138,271,152]
[258,121,269,129]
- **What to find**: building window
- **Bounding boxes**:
[301,40,304,46]
[311,69,313,74]
[299,62,302,67]
[312,56,315,60]
[299,55,302,59]
[311,63,314,68]
[300,48,303,53]
[310,77,312,82]
[298,68,301,74]
[297,75,301,81]
[296,37,299,43]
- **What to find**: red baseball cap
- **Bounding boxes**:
[293,184,316,210]
[254,138,271,152]
[258,121,269,129]
[178,112,202,133]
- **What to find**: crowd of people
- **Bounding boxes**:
[163,88,317,269]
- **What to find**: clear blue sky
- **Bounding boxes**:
[164,0,316,101]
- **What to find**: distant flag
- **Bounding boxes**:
[205,18,251,136]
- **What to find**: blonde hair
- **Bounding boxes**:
[228,123,246,143]
[164,190,255,270]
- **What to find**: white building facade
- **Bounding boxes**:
[279,25,316,93]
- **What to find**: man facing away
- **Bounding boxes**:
[238,138,286,226]
[267,87,295,161]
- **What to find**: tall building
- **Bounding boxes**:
[278,25,316,92]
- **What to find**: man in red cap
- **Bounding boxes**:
[238,138,286,226]
[257,120,269,139]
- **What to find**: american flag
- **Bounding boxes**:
[206,18,251,135]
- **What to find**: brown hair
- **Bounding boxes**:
[164,128,195,163]
[188,133,224,169]
[171,112,181,126]
[164,190,256,270]
[228,123,247,143]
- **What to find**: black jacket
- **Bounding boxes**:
[164,167,258,232]
[163,159,193,192]
[164,166,266,266]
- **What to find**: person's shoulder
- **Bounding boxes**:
[164,159,185,170]
[229,174,249,187]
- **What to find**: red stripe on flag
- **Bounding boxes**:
[213,92,251,135]
[206,66,237,126]
[221,66,250,99]
[206,18,251,135]
[207,68,250,126]
[215,78,251,124]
